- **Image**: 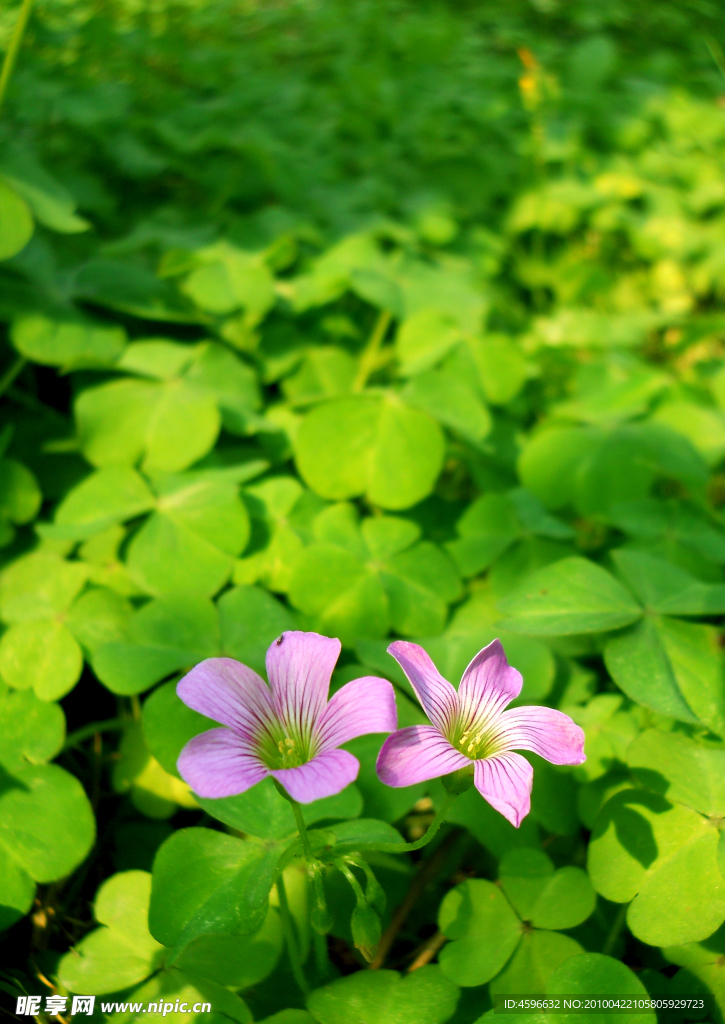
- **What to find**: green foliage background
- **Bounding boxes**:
[2,0,725,1021]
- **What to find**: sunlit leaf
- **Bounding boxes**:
[58,871,166,994]
[295,395,445,510]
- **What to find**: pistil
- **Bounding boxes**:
[277,737,305,768]
[452,723,501,760]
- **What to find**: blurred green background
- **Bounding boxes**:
[2,0,725,251]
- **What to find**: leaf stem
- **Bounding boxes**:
[602,902,628,957]
[276,871,309,995]
[704,35,725,82]
[407,930,447,972]
[0,357,26,398]
[369,826,461,970]
[353,308,392,391]
[0,0,34,114]
[63,717,126,750]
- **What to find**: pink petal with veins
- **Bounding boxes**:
[177,658,274,740]
[271,748,360,803]
[376,724,469,787]
[495,705,586,765]
[267,631,341,741]
[177,727,269,798]
[474,751,533,828]
[316,675,397,751]
[458,639,523,735]
[387,641,458,734]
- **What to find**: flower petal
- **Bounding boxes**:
[494,706,586,765]
[266,631,341,740]
[271,748,359,803]
[177,658,275,740]
[387,641,459,733]
[458,638,523,733]
[376,725,469,787]
[177,727,269,798]
[474,751,533,828]
[316,676,397,751]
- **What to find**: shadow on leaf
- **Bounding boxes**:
[0,765,30,798]
[592,789,671,869]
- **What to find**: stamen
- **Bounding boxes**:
[260,725,314,771]
[454,722,503,760]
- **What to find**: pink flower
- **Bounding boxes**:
[176,631,397,804]
[376,638,585,827]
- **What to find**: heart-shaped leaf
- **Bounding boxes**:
[58,871,166,994]
[307,967,459,1024]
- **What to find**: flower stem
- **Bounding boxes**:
[354,791,458,854]
[286,794,334,938]
[312,927,330,977]
[289,796,315,864]
[272,780,317,864]
[336,859,366,902]
[353,308,392,391]
[276,872,309,995]
[0,0,34,114]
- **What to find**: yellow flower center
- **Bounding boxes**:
[450,722,505,760]
[257,728,312,770]
[277,737,305,769]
